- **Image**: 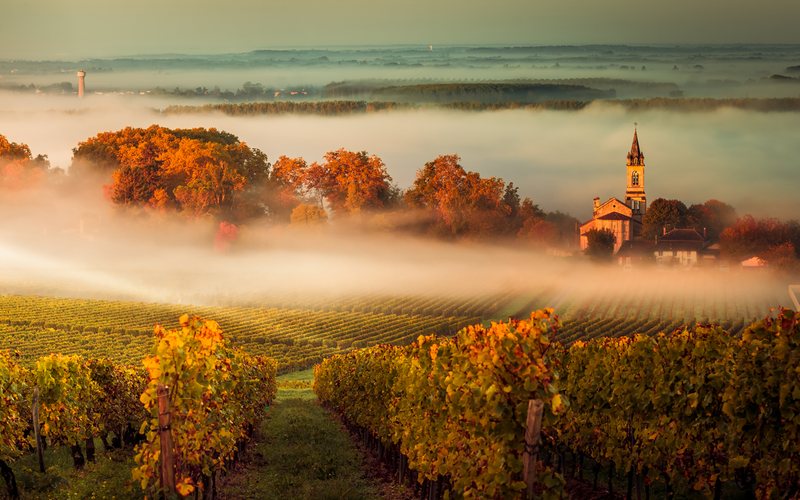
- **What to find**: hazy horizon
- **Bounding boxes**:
[2,0,799,60]
[3,42,800,62]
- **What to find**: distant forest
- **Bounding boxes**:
[161,97,800,117]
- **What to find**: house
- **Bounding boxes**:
[616,240,656,267]
[654,228,706,266]
[741,256,768,268]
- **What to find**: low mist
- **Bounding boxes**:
[0,179,792,322]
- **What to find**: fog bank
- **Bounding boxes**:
[0,193,790,320]
[0,92,798,220]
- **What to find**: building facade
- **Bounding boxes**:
[579,129,647,253]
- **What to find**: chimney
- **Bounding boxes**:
[593,197,600,212]
[77,70,86,98]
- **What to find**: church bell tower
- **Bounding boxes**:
[625,127,646,223]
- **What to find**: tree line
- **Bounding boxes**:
[161,97,800,118]
[3,128,798,262]
[161,100,588,117]
[62,126,576,246]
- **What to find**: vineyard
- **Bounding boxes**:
[315,308,800,499]
[0,314,278,499]
[0,295,484,373]
[0,286,795,498]
[0,278,787,374]
[511,278,787,344]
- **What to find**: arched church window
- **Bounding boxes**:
[632,171,639,186]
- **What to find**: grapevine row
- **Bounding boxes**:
[314,308,800,498]
[558,309,800,498]
[133,314,278,497]
[315,310,566,499]
[0,314,278,499]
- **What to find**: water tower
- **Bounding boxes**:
[77,70,86,98]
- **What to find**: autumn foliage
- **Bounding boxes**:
[66,126,580,245]
[0,351,28,464]
[310,149,396,213]
[314,310,566,498]
[290,203,328,225]
[271,149,397,215]
[719,215,800,269]
[72,126,269,219]
[559,309,800,498]
[0,133,52,191]
[404,154,569,242]
[133,315,277,497]
[213,221,240,252]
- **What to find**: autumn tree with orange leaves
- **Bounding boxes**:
[307,149,397,213]
[269,149,398,217]
[71,125,269,219]
[404,154,553,239]
[0,133,53,191]
[68,130,578,246]
[267,155,309,220]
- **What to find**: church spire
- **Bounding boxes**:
[625,124,646,226]
[627,127,645,166]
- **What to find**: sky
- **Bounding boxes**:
[1,0,799,60]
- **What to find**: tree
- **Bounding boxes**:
[761,242,800,273]
[271,156,309,193]
[0,134,32,161]
[290,204,328,226]
[518,218,559,247]
[306,149,395,214]
[687,199,737,241]
[72,126,270,220]
[214,221,239,252]
[164,139,247,215]
[502,182,521,218]
[642,198,688,239]
[0,133,53,190]
[518,198,545,222]
[108,163,161,206]
[720,215,800,262]
[404,154,509,237]
[584,228,616,261]
[267,156,310,219]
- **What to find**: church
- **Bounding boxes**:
[579,128,647,253]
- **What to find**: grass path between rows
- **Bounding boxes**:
[6,369,401,499]
[218,369,395,500]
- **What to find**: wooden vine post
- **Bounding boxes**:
[523,399,544,500]
[31,388,45,473]
[157,384,176,495]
